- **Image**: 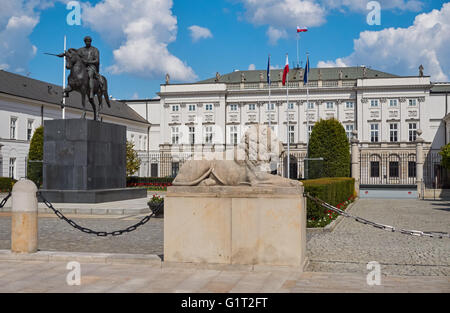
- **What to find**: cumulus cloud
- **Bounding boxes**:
[238,0,326,44]
[0,0,51,73]
[188,25,213,42]
[248,63,256,70]
[317,3,450,81]
[82,0,196,81]
[237,0,427,44]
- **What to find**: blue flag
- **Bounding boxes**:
[267,54,271,84]
[303,55,310,86]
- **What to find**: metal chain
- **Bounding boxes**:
[36,191,162,237]
[304,193,450,239]
[0,192,12,208]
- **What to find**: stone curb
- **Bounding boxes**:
[0,250,307,273]
[306,198,359,234]
[0,206,152,216]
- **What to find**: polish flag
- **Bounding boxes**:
[297,26,308,33]
[282,54,289,86]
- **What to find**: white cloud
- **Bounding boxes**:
[248,63,256,70]
[0,0,49,73]
[82,0,197,81]
[317,3,450,81]
[188,25,213,42]
[237,0,427,44]
[238,0,326,44]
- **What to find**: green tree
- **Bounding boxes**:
[307,118,350,178]
[126,140,141,177]
[439,143,450,169]
[27,126,44,187]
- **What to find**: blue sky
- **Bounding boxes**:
[1,0,449,100]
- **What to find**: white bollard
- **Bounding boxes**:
[11,179,38,253]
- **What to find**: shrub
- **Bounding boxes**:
[126,141,141,177]
[440,143,450,169]
[302,177,355,226]
[307,118,350,178]
[27,126,44,187]
[0,177,17,192]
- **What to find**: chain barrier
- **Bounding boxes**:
[36,191,162,237]
[0,192,12,209]
[304,193,450,239]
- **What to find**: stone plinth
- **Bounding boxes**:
[164,185,307,268]
[41,119,146,203]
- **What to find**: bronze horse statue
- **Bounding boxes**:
[61,48,111,120]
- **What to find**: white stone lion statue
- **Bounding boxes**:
[172,124,300,187]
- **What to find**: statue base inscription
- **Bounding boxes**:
[164,185,307,268]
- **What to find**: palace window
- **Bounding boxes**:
[370,161,380,177]
[267,102,274,111]
[288,102,294,110]
[189,127,195,145]
[345,101,354,109]
[229,125,238,145]
[370,99,379,107]
[326,102,334,109]
[389,123,398,142]
[230,104,238,111]
[408,99,417,107]
[27,120,34,141]
[10,117,17,140]
[370,124,379,142]
[288,125,295,144]
[389,99,398,107]
[171,105,179,112]
[307,102,314,110]
[408,123,417,142]
[171,162,179,178]
[307,124,314,139]
[248,103,256,111]
[345,124,354,141]
[188,104,196,111]
[171,127,179,144]
[204,126,213,144]
[389,161,399,178]
[205,104,213,111]
[9,158,16,179]
[408,161,416,178]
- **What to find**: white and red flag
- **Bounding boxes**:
[297,26,308,33]
[282,54,289,86]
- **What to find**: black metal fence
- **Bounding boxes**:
[424,151,448,188]
[360,152,417,186]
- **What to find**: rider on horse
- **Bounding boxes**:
[59,36,104,100]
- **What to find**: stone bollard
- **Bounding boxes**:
[11,179,38,253]
[350,130,360,197]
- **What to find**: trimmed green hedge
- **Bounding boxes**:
[27,126,44,187]
[127,176,174,186]
[0,177,17,192]
[302,177,355,222]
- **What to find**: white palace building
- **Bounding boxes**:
[1,66,449,189]
[126,66,450,188]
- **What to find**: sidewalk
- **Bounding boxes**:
[0,250,448,293]
[0,191,166,215]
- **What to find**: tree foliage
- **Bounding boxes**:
[27,126,44,187]
[440,143,450,169]
[307,118,350,178]
[126,140,141,177]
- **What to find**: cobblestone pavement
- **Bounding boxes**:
[0,198,449,277]
[0,259,448,293]
[306,199,450,276]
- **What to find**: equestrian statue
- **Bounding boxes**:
[52,36,111,120]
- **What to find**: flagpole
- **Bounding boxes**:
[305,53,310,178]
[62,35,66,119]
[268,54,271,130]
[296,33,299,68]
[286,53,290,179]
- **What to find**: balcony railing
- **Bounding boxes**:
[227,80,356,90]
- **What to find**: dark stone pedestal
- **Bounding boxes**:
[41,119,146,203]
